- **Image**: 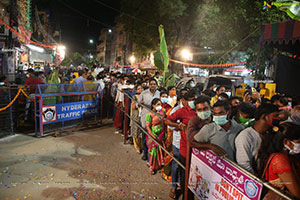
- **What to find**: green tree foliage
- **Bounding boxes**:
[118,0,202,72]
[118,0,289,76]
[60,52,102,69]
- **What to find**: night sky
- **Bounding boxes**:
[33,0,121,54]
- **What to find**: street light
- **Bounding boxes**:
[57,45,66,60]
[129,55,136,64]
[181,49,193,61]
[89,39,94,44]
[108,29,112,33]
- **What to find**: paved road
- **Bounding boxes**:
[0,123,172,200]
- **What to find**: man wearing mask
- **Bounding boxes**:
[138,78,160,161]
[187,96,213,147]
[160,90,172,114]
[186,79,195,89]
[165,91,196,199]
[194,100,244,160]
[210,86,226,106]
[233,102,256,128]
[235,103,280,174]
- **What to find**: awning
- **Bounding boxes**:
[260,20,300,55]
[260,20,300,45]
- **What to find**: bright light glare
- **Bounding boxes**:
[181,49,193,61]
[57,45,66,59]
[129,55,136,63]
[90,55,93,59]
[26,44,45,53]
[89,39,94,44]
[108,29,112,33]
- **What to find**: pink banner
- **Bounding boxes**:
[188,149,262,200]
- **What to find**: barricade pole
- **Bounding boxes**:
[123,95,129,144]
[100,93,103,123]
[8,89,14,133]
[103,94,185,169]
[184,142,193,200]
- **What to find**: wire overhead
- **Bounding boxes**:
[60,0,113,28]
[93,0,157,27]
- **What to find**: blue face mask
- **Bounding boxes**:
[190,83,195,87]
[213,115,228,125]
[188,101,195,109]
[161,97,168,104]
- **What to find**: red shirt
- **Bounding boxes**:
[25,77,43,93]
[166,105,197,157]
[162,103,172,115]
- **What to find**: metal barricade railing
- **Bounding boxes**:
[0,86,35,137]
[34,83,103,136]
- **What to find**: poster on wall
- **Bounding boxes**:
[188,149,262,200]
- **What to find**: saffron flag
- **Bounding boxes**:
[158,25,169,72]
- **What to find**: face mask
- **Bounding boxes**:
[225,92,231,97]
[179,102,183,108]
[213,115,228,125]
[266,115,281,127]
[156,105,162,112]
[128,85,134,89]
[239,115,250,125]
[285,141,300,155]
[197,110,211,120]
[188,101,195,109]
[291,109,300,125]
[161,97,168,104]
[190,83,195,88]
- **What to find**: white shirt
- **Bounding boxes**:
[115,83,124,103]
[94,79,105,91]
[169,104,182,149]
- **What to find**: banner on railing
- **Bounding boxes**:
[188,149,262,200]
[42,101,98,124]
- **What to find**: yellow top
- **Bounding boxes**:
[210,95,218,106]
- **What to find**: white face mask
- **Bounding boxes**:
[285,141,300,155]
[225,92,231,97]
[156,105,162,112]
[179,102,183,108]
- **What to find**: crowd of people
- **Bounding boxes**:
[108,71,300,199]
[1,66,300,199]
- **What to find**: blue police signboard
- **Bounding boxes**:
[42,101,98,124]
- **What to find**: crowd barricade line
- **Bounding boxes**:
[103,92,185,170]
[113,87,292,200]
[184,141,293,200]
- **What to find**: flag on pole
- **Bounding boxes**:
[272,0,300,21]
[158,25,169,72]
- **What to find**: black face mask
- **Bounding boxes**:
[143,86,148,90]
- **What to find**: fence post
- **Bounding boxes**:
[123,95,129,144]
[184,141,194,200]
[8,88,14,134]
[100,92,103,123]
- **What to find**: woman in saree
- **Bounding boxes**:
[145,98,166,175]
